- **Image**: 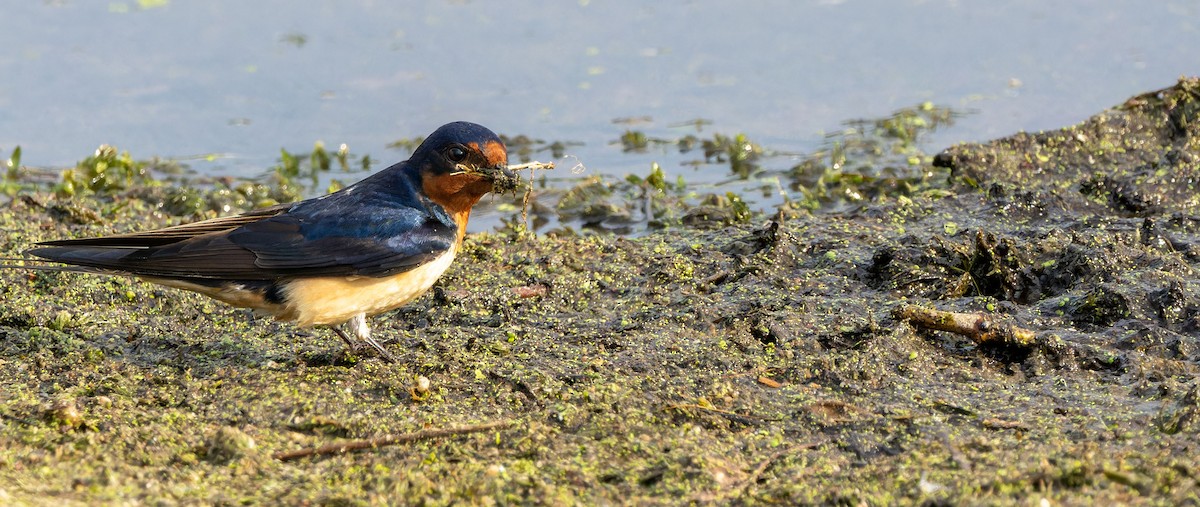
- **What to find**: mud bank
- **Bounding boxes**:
[1,78,1198,505]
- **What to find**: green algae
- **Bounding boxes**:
[540,102,960,234]
[0,78,1199,504]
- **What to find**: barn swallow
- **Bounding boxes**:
[22,121,518,362]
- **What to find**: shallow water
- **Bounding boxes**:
[1,0,1196,228]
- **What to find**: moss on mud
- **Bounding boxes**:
[2,78,1200,505]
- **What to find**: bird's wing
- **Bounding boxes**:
[29,201,457,280]
[35,204,293,248]
[227,204,458,278]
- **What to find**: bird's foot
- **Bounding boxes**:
[331,315,397,363]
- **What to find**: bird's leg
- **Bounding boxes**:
[336,313,397,363]
[330,325,359,351]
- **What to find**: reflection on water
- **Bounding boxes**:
[0,0,1196,230]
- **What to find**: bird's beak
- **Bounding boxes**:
[480,163,520,194]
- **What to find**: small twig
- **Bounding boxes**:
[508,161,555,172]
[520,175,535,227]
[506,161,555,227]
[981,417,1028,431]
[273,420,513,462]
[894,305,1035,346]
[452,161,554,176]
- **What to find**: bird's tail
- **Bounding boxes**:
[0,256,104,274]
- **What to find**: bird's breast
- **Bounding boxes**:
[277,246,459,327]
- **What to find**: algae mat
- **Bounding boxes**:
[2,79,1200,505]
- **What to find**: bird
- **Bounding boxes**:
[17,121,519,362]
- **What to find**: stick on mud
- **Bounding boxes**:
[894,305,1036,347]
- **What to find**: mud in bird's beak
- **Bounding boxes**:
[480,163,520,194]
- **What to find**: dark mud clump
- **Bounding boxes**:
[1,78,1199,504]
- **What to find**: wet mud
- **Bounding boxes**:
[1,78,1198,504]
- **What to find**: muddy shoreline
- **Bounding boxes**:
[1,78,1198,504]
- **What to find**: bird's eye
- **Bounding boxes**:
[447,146,468,162]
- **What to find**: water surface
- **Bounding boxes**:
[2,0,1196,228]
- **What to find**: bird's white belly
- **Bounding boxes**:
[280,247,458,327]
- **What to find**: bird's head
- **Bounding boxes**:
[411,122,519,220]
